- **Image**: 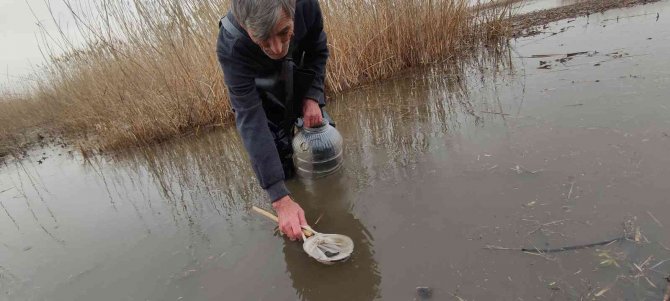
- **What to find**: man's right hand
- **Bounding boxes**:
[272,195,308,241]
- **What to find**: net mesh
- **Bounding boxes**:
[301,226,354,264]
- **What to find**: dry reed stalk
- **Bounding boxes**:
[0,0,511,153]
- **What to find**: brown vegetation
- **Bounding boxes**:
[0,0,512,155]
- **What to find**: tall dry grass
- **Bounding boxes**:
[0,0,511,153]
[0,91,53,158]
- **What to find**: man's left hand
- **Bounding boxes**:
[302,98,323,128]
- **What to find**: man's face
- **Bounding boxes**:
[247,11,294,60]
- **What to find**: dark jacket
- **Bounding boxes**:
[216,0,329,202]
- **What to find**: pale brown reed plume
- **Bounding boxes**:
[0,0,511,153]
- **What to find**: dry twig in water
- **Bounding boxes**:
[485,235,629,253]
[526,219,569,235]
[659,241,670,252]
[313,212,324,225]
[567,181,574,200]
[647,211,664,228]
[447,291,467,301]
[479,111,510,116]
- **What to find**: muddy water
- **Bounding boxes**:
[2,2,670,300]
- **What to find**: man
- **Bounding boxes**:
[216,0,329,241]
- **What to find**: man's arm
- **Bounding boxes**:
[216,37,289,203]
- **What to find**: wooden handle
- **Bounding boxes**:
[251,206,314,237]
[252,206,279,223]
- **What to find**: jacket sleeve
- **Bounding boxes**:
[216,33,290,202]
[300,0,329,106]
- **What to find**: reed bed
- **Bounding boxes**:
[0,90,53,158]
[0,0,511,154]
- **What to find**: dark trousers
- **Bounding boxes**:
[256,58,316,180]
[268,121,295,179]
[256,83,296,179]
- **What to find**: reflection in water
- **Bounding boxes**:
[331,47,515,186]
[284,176,381,300]
[4,160,64,244]
[107,46,514,227]
[112,129,263,220]
[0,44,515,300]
[84,47,513,299]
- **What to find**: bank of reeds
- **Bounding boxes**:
[0,0,511,154]
[0,91,52,158]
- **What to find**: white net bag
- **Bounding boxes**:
[253,206,354,265]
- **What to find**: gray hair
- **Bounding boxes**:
[232,0,296,41]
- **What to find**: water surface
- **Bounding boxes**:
[1,1,670,300]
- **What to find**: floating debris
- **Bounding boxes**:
[530,54,564,58]
[557,56,574,64]
[647,211,664,228]
[567,51,589,57]
[597,250,621,268]
[533,51,597,70]
[607,51,629,58]
[416,286,433,299]
[538,61,552,69]
[479,111,510,116]
[594,286,611,297]
[485,235,630,253]
[511,165,543,175]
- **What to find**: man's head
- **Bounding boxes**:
[232,0,296,60]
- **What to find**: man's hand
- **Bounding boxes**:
[302,98,323,128]
[272,195,308,241]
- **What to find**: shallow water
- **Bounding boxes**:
[514,0,591,14]
[1,2,670,300]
